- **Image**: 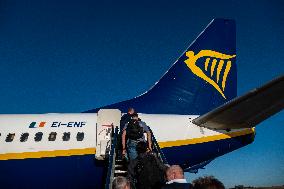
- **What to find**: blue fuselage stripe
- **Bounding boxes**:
[0,133,254,189]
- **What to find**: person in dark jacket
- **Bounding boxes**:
[162,165,192,189]
[128,141,166,189]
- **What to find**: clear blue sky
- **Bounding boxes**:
[0,0,283,187]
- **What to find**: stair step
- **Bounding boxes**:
[114,170,127,174]
[115,164,124,168]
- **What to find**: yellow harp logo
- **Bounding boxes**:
[184,50,236,99]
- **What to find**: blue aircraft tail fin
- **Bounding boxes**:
[85,18,237,115]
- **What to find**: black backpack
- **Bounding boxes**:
[135,153,165,189]
[126,120,144,140]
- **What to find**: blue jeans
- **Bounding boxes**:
[127,139,139,160]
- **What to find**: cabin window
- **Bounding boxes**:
[6,133,15,142]
[20,133,29,142]
[34,132,43,142]
[48,132,57,141]
[76,132,84,141]
[62,132,70,141]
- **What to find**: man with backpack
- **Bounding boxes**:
[122,113,152,160]
[117,108,135,159]
[120,108,135,131]
[128,141,166,189]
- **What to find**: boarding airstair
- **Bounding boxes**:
[95,109,121,160]
[95,109,128,188]
[104,115,168,189]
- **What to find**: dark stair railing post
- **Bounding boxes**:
[149,127,168,165]
[105,126,118,189]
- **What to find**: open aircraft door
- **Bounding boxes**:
[95,109,121,160]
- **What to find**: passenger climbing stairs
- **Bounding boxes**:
[95,109,168,189]
[104,123,168,189]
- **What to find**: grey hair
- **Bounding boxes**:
[112,176,130,189]
[167,165,184,176]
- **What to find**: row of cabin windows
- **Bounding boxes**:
[0,132,84,142]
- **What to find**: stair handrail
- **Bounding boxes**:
[148,127,168,165]
[105,126,119,189]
